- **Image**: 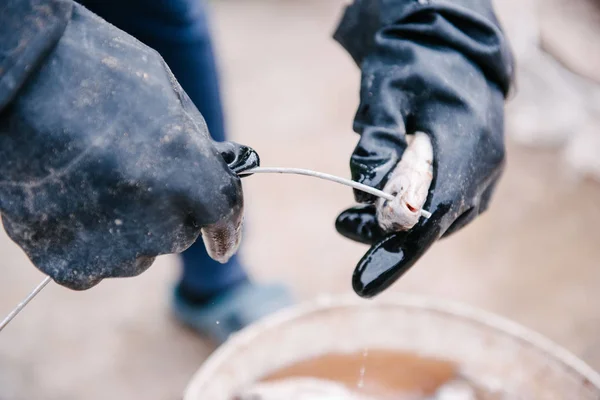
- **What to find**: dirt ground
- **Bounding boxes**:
[1,1,600,399]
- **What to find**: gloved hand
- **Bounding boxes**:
[0,2,257,290]
[333,0,514,297]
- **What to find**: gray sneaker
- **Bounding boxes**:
[172,281,293,344]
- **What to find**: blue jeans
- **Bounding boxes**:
[80,0,248,296]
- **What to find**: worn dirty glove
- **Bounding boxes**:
[334,0,514,297]
[0,1,258,290]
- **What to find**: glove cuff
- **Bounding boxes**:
[0,0,73,111]
[333,0,514,97]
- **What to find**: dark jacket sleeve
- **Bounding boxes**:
[333,0,514,96]
[0,0,72,110]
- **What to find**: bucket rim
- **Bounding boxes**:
[184,294,600,397]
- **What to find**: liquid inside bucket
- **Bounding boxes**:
[257,350,498,399]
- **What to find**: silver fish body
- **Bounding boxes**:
[376,132,434,232]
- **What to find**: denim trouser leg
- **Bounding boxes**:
[79,0,248,296]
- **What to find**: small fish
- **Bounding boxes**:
[233,378,376,400]
[376,132,434,232]
[433,379,477,400]
[202,142,257,263]
[201,207,243,264]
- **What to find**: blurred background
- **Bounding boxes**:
[1,0,600,398]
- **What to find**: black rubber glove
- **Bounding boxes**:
[333,0,514,298]
[0,2,258,290]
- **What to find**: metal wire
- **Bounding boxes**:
[0,276,52,332]
[242,167,432,218]
[0,166,432,333]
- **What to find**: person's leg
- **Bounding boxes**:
[79,0,248,300]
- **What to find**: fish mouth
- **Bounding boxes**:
[405,202,418,213]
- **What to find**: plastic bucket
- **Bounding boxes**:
[184,295,600,399]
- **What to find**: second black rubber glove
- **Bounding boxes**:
[333,0,514,297]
